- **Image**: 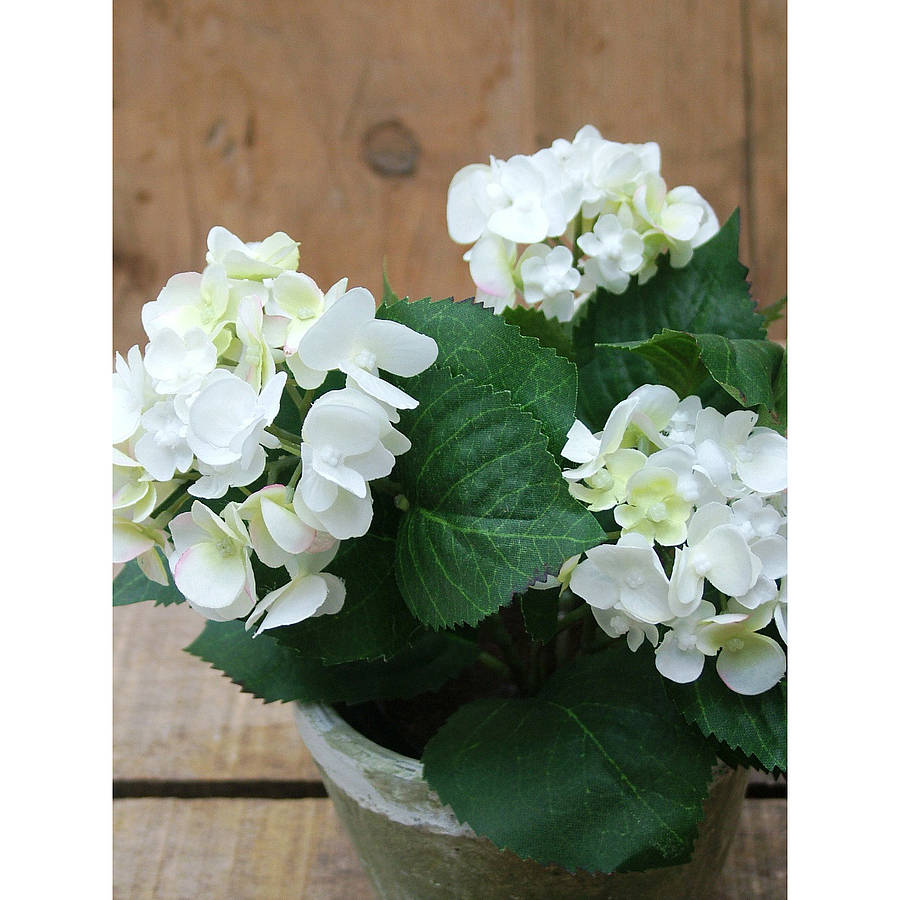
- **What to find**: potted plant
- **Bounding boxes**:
[113,125,786,898]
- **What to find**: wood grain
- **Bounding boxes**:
[112,797,784,899]
[113,602,318,780]
[744,0,788,339]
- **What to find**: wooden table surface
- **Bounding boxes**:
[113,600,786,898]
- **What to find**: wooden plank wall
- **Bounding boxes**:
[113,0,786,355]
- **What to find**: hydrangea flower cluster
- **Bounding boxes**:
[112,227,438,634]
[560,385,787,695]
[447,125,719,320]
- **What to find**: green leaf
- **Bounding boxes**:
[666,668,786,775]
[501,305,576,362]
[380,297,578,456]
[598,329,786,433]
[113,558,184,606]
[393,368,605,628]
[186,620,481,705]
[761,296,787,326]
[422,644,718,873]
[519,587,561,643]
[572,211,765,430]
[269,499,422,664]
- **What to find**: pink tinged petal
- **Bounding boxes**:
[344,363,419,410]
[737,432,788,494]
[569,561,620,610]
[362,319,439,377]
[301,470,339,513]
[173,543,247,610]
[716,634,786,695]
[468,234,516,297]
[112,523,155,563]
[655,633,706,683]
[248,516,293,569]
[254,575,330,634]
[298,287,375,372]
[260,497,316,554]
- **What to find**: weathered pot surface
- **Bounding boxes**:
[294,702,748,900]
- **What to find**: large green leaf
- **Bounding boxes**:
[666,668,786,774]
[269,500,422,664]
[393,367,605,628]
[113,558,184,606]
[572,211,765,430]
[502,305,576,362]
[422,644,718,873]
[185,620,480,705]
[598,329,786,434]
[380,297,578,456]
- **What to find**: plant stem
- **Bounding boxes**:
[287,383,315,421]
[477,651,512,680]
[285,456,304,499]
[150,477,197,520]
[549,603,591,641]
[267,425,303,455]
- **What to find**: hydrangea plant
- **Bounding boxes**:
[113,126,786,875]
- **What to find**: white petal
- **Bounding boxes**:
[316,488,373,540]
[344,363,419,409]
[569,561,619,610]
[716,634,786,695]
[655,632,706,683]
[751,535,788,580]
[260,497,316,554]
[173,543,246,610]
[362,319,439,377]
[700,525,757,598]
[737,431,788,494]
[253,575,329,634]
[298,287,375,372]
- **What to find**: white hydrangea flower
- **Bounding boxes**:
[694,408,787,496]
[234,294,280,392]
[206,226,300,280]
[664,395,703,445]
[654,599,717,683]
[447,154,568,246]
[581,139,661,219]
[569,533,671,626]
[731,494,785,542]
[238,485,334,569]
[168,501,257,621]
[614,465,693,546]
[246,543,345,636]
[632,175,717,268]
[293,480,374,542]
[189,448,268,500]
[113,346,156,445]
[293,287,438,409]
[466,232,519,313]
[696,605,786,695]
[143,327,218,395]
[518,243,580,321]
[186,369,285,469]
[141,264,239,355]
[298,389,400,511]
[592,606,659,652]
[577,213,644,294]
[668,502,762,617]
[134,399,193,483]
[567,448,646,512]
[264,273,347,357]
[112,446,157,523]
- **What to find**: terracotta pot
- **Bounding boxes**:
[294,702,748,899]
